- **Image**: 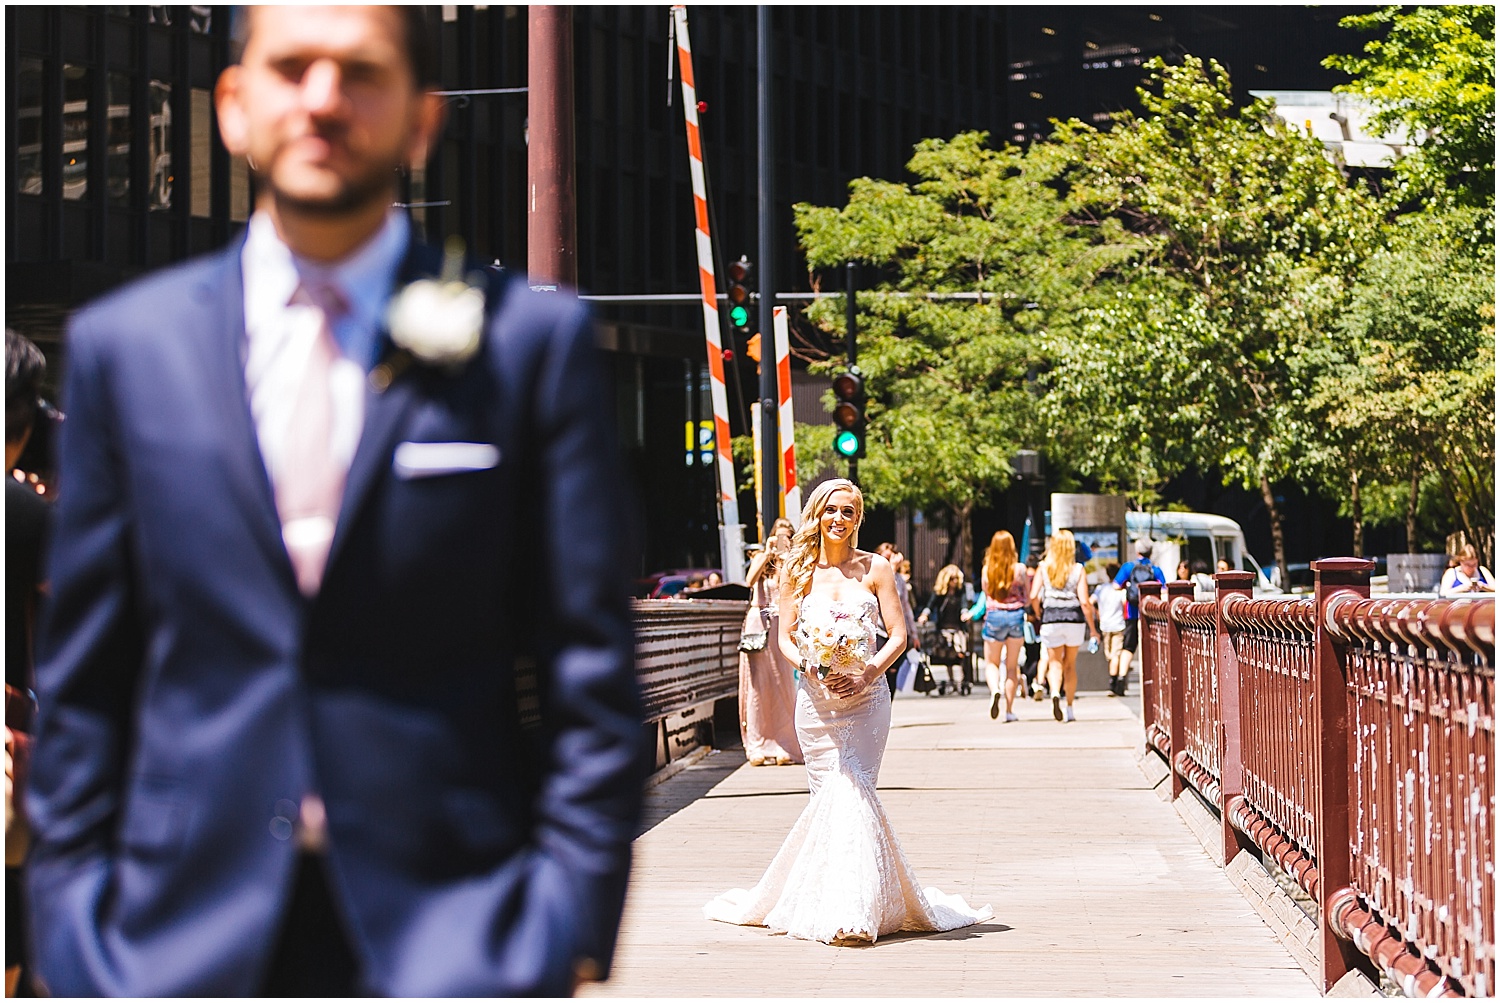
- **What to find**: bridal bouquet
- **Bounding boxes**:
[794,605,872,680]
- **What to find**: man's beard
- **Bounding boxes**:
[260,159,400,218]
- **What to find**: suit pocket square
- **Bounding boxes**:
[393,441,501,479]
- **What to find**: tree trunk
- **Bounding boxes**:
[954,500,974,582]
[1406,460,1420,553]
[1349,466,1363,558]
[1260,472,1288,590]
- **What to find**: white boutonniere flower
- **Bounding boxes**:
[387,279,484,365]
[375,238,487,390]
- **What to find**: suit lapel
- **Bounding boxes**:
[200,241,293,578]
[326,240,445,574]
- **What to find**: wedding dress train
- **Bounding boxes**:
[705,592,993,944]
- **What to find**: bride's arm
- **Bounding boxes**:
[828,554,906,697]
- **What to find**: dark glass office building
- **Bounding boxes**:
[5,6,1371,573]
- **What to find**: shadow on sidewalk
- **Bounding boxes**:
[638,745,759,837]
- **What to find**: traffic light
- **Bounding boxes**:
[831,366,866,459]
[726,256,753,331]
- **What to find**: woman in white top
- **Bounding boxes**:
[1028,530,1099,722]
[1091,563,1129,697]
[1439,545,1495,597]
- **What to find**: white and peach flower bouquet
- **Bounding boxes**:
[794,605,872,680]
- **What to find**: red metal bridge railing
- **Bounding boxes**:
[1141,560,1495,996]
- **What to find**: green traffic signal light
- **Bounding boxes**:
[834,429,862,458]
[830,365,866,459]
[727,256,753,331]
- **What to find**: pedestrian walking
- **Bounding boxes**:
[1091,563,1129,696]
[25,8,644,996]
[6,329,50,998]
[1029,531,1100,722]
[875,542,921,697]
[918,564,971,697]
[973,531,1029,722]
[1112,539,1167,697]
[1022,553,1045,700]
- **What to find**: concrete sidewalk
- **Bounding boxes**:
[582,687,1320,998]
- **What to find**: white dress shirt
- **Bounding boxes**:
[241,209,410,497]
[240,208,409,852]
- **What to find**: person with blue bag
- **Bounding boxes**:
[1112,538,1168,696]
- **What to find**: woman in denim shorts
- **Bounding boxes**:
[972,531,1030,723]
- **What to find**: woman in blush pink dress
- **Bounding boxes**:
[739,518,802,766]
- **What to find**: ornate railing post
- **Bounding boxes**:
[1312,557,1374,992]
[1214,570,1255,865]
[1140,587,1156,745]
[1163,579,1195,800]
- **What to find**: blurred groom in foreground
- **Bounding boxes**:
[26,6,645,995]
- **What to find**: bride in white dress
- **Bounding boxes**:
[705,479,993,944]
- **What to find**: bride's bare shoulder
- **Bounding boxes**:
[860,551,897,584]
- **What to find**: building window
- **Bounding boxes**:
[16,58,44,196]
[149,80,172,210]
[107,73,133,206]
[190,88,212,217]
[230,154,251,223]
[62,64,90,201]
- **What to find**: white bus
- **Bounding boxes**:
[1124,511,1281,597]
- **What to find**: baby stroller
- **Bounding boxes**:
[919,621,971,696]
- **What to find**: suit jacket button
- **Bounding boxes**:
[269,817,294,841]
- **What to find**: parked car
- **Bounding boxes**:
[633,568,723,599]
[1285,557,1388,594]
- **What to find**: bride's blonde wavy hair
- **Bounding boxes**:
[782,478,864,602]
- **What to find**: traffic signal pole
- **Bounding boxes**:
[845,261,858,485]
[756,6,780,542]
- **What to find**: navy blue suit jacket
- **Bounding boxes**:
[26,235,646,996]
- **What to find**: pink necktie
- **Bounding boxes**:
[277,280,349,597]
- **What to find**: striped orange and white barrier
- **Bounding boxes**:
[672,5,745,581]
[772,306,801,526]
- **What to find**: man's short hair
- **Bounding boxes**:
[230,6,440,87]
[6,328,45,445]
[1134,538,1154,559]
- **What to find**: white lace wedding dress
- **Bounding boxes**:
[705,592,994,944]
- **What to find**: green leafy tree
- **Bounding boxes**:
[1305,205,1495,563]
[792,134,1123,571]
[1049,56,1383,584]
[1325,5,1496,207]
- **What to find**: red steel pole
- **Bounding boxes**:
[527,6,576,288]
